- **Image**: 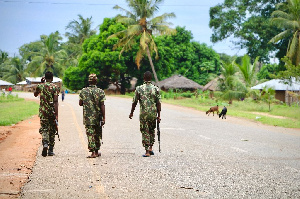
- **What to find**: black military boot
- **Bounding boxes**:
[48,146,55,156]
[42,141,48,157]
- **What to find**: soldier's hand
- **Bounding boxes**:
[129,113,133,119]
[157,117,161,123]
[101,119,105,126]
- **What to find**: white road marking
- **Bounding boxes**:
[231,147,247,153]
[198,135,211,140]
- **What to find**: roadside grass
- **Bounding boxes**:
[0,95,38,126]
[161,97,300,128]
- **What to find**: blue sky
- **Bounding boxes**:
[0,0,245,57]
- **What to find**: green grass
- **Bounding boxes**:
[0,96,39,126]
[160,97,300,129]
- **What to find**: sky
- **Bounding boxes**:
[0,0,246,57]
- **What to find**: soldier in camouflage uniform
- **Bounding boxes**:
[34,71,60,157]
[129,71,161,157]
[79,74,106,158]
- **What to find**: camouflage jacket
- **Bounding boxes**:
[79,85,106,125]
[36,82,60,120]
[133,81,161,121]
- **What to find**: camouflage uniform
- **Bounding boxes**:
[133,81,161,150]
[79,85,106,152]
[36,82,60,147]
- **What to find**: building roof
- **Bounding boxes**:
[16,80,27,85]
[203,77,220,91]
[251,78,300,91]
[158,75,203,90]
[0,79,14,86]
[25,77,62,83]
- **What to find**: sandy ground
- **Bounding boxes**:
[0,115,40,199]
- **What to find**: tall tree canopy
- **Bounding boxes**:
[25,31,67,77]
[270,0,300,65]
[154,26,220,85]
[64,18,134,91]
[209,0,286,62]
[109,0,176,84]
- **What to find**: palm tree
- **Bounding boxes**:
[234,55,259,88]
[65,14,97,45]
[261,86,275,111]
[218,60,247,103]
[27,32,67,77]
[109,0,176,84]
[270,0,300,65]
[2,57,28,84]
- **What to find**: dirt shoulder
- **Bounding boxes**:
[0,115,40,199]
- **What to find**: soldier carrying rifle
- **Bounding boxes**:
[79,74,106,158]
[129,71,161,157]
[34,71,60,157]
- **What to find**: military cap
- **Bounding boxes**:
[88,74,97,81]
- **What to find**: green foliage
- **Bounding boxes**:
[270,0,300,65]
[154,26,221,85]
[234,55,259,88]
[0,94,23,102]
[209,0,286,62]
[0,56,28,84]
[261,86,276,111]
[24,31,67,77]
[110,0,176,84]
[257,63,279,80]
[277,56,300,81]
[63,66,87,91]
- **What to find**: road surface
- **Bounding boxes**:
[17,92,300,198]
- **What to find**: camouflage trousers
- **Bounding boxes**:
[39,119,56,147]
[85,125,102,152]
[140,118,156,150]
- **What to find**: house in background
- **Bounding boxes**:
[251,78,300,103]
[0,79,14,91]
[16,77,62,92]
[157,75,203,91]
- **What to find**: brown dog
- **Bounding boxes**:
[206,105,219,116]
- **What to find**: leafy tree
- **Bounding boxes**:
[0,50,9,78]
[26,32,67,77]
[154,26,220,85]
[109,0,176,84]
[257,63,279,80]
[65,14,97,45]
[1,56,28,84]
[218,60,247,103]
[269,0,300,65]
[63,66,87,91]
[234,54,259,88]
[0,50,8,64]
[277,56,300,81]
[209,0,286,62]
[261,86,276,111]
[64,14,97,66]
[64,18,134,92]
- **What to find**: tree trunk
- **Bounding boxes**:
[146,46,159,85]
[120,73,126,95]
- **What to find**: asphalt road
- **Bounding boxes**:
[17,92,300,198]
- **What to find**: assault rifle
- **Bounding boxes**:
[157,119,161,152]
[55,119,60,141]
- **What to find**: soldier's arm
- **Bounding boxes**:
[34,86,40,97]
[79,99,83,106]
[129,102,137,119]
[100,101,105,125]
[129,90,139,119]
